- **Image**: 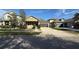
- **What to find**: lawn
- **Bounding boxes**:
[0,28,41,35]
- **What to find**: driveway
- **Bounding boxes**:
[40,27,79,42]
[0,27,79,49]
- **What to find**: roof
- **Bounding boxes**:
[64,18,74,22]
[0,17,10,21]
[48,19,64,23]
[25,16,38,21]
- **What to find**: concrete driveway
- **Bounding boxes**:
[0,27,79,49]
[40,27,79,42]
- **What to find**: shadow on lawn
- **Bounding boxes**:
[0,35,79,49]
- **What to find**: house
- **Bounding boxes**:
[0,13,12,27]
[25,16,50,27]
[63,18,74,28]
[25,16,39,29]
[73,19,79,29]
[48,18,65,28]
[63,18,79,29]
[0,11,24,27]
[38,20,50,27]
[0,11,16,27]
[0,20,11,28]
[25,16,38,25]
[0,20,11,26]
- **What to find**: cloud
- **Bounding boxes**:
[53,9,79,19]
[62,9,79,14]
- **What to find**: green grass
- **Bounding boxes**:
[0,28,41,35]
[0,31,41,35]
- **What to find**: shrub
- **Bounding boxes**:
[32,25,36,29]
[37,25,40,29]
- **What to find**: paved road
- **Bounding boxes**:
[0,27,79,49]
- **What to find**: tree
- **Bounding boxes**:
[19,9,26,21]
[19,9,26,28]
[9,11,17,28]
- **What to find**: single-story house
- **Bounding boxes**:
[25,16,39,29]
[38,20,50,27]
[25,16,38,25]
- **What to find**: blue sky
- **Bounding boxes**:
[0,9,79,20]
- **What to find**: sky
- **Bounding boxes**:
[0,9,79,20]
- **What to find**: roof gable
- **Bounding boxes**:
[25,16,38,21]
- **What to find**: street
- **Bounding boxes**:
[0,27,79,49]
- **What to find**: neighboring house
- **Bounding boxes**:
[0,20,11,26]
[0,13,12,27]
[0,12,23,27]
[38,20,50,27]
[25,16,39,29]
[25,16,38,25]
[73,19,79,29]
[48,19,56,27]
[48,18,64,28]
[63,18,79,29]
[63,18,74,28]
[0,11,16,27]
